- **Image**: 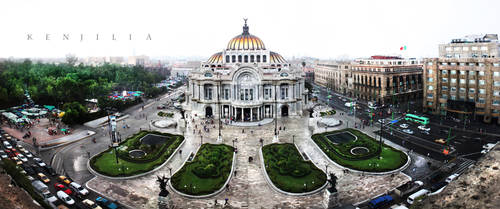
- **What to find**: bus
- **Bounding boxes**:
[405,114,429,125]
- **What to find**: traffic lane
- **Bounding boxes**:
[392,119,491,158]
[376,129,450,161]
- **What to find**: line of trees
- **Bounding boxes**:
[0,59,169,124]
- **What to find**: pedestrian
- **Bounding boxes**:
[234,170,237,177]
[224,198,229,206]
[214,199,218,206]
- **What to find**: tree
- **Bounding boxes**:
[66,54,78,66]
[61,101,87,124]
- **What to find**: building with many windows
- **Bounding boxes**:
[313,61,351,94]
[423,34,500,124]
[185,21,307,122]
[350,56,423,104]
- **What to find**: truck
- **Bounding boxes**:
[394,180,424,197]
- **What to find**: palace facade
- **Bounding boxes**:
[185,21,308,122]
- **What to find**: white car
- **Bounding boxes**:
[17,154,28,162]
[3,141,12,149]
[23,150,33,158]
[56,191,75,205]
[400,123,409,128]
[402,129,414,134]
[378,119,386,124]
[0,151,7,159]
[70,182,89,196]
[33,158,46,167]
[418,125,430,131]
[82,199,103,209]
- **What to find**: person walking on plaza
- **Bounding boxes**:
[224,198,229,206]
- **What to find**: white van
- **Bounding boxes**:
[445,173,459,183]
[407,189,429,204]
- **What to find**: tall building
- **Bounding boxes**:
[186,20,307,121]
[314,61,351,94]
[423,34,500,124]
[350,56,423,104]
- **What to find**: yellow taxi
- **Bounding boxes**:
[58,175,71,184]
[38,173,50,183]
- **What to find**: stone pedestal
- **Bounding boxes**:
[158,195,173,209]
[323,189,340,209]
[273,134,279,143]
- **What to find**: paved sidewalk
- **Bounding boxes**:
[86,107,410,208]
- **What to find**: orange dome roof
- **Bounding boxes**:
[207,52,223,64]
[226,21,265,50]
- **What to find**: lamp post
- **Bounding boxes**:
[292,135,295,144]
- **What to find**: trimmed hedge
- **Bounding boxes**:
[0,159,52,209]
[312,129,407,172]
[262,143,326,193]
[89,130,184,177]
[171,144,234,195]
[157,111,174,118]
[320,110,336,116]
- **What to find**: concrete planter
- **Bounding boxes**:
[168,144,236,199]
[259,143,328,196]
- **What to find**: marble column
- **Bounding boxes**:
[250,108,253,121]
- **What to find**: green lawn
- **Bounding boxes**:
[171,144,234,195]
[262,143,326,193]
[312,128,407,172]
[90,131,183,177]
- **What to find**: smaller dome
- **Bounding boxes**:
[207,52,223,64]
[269,51,286,63]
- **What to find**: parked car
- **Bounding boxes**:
[3,141,12,149]
[445,173,460,183]
[421,131,430,135]
[400,123,409,128]
[59,175,71,184]
[54,183,73,195]
[23,150,33,158]
[0,150,7,159]
[32,164,44,174]
[56,191,75,205]
[402,129,413,134]
[377,119,386,124]
[70,182,89,196]
[38,173,50,183]
[44,165,57,176]
[96,197,118,209]
[157,104,166,109]
[17,154,28,162]
[22,165,36,176]
[83,199,103,209]
[33,158,46,167]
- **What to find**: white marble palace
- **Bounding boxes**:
[185,20,308,123]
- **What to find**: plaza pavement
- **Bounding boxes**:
[86,104,410,208]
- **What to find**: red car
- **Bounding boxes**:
[54,183,72,195]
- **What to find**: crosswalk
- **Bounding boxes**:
[454,158,475,175]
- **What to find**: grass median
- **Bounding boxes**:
[312,128,407,172]
[171,143,234,196]
[90,130,183,177]
[262,143,326,193]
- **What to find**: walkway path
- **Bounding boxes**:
[87,105,410,208]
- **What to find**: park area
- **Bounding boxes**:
[262,143,326,193]
[312,128,408,172]
[89,131,184,177]
[171,143,234,196]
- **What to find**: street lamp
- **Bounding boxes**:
[292,135,295,144]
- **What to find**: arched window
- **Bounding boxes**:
[244,55,248,63]
[250,55,254,62]
[238,55,242,62]
[232,55,236,63]
[225,55,229,63]
[263,55,267,62]
[256,55,261,62]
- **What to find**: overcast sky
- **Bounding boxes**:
[1,0,499,60]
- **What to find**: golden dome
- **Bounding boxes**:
[226,21,265,50]
[207,52,223,64]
